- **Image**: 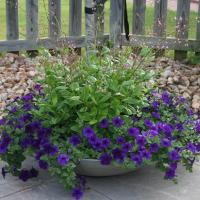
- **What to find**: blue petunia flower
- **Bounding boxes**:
[99,153,112,165]
[161,138,171,148]
[128,127,140,137]
[57,154,69,166]
[100,118,109,129]
[82,127,95,138]
[112,116,124,128]
[168,150,180,162]
[150,143,159,153]
[72,187,83,200]
[69,135,81,146]
[101,138,110,149]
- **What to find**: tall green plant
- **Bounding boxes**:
[34,47,153,136]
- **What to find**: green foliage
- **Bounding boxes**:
[34,47,153,136]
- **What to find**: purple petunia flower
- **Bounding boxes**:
[39,160,49,170]
[0,134,12,154]
[100,118,109,129]
[196,143,200,152]
[92,140,102,151]
[196,123,200,134]
[112,116,124,128]
[162,124,173,138]
[83,127,95,138]
[187,143,196,154]
[144,119,154,128]
[99,153,112,165]
[187,109,193,116]
[161,138,171,148]
[19,170,30,182]
[34,84,43,92]
[165,168,176,180]
[132,116,140,123]
[43,143,59,156]
[72,187,83,200]
[150,143,159,153]
[112,148,126,162]
[179,96,186,103]
[23,103,32,111]
[57,154,69,166]
[169,150,180,162]
[122,142,133,153]
[10,106,18,114]
[169,162,178,171]
[151,112,161,119]
[0,119,5,126]
[152,101,160,110]
[161,91,172,105]
[22,93,34,102]
[136,135,146,147]
[19,113,33,123]
[30,168,39,178]
[131,153,143,166]
[141,149,152,160]
[128,127,140,137]
[149,130,159,138]
[101,138,110,149]
[175,123,184,132]
[88,135,98,145]
[25,121,41,134]
[37,127,51,139]
[69,135,81,146]
[116,136,126,145]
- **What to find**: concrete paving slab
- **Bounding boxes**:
[0,161,200,200]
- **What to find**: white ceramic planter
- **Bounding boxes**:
[76,159,136,177]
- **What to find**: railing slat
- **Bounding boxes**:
[95,2,105,41]
[6,0,19,40]
[153,0,168,56]
[69,0,82,36]
[85,0,96,51]
[26,0,38,40]
[69,0,82,54]
[110,0,123,47]
[132,0,146,35]
[48,0,61,39]
[196,1,200,55]
[153,0,168,37]
[175,0,190,60]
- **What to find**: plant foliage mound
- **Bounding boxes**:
[0,49,200,200]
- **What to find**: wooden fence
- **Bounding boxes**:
[1,0,200,60]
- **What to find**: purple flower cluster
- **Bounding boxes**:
[0,134,12,154]
[165,163,178,180]
[19,168,39,182]
[161,91,172,105]
[83,127,111,151]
